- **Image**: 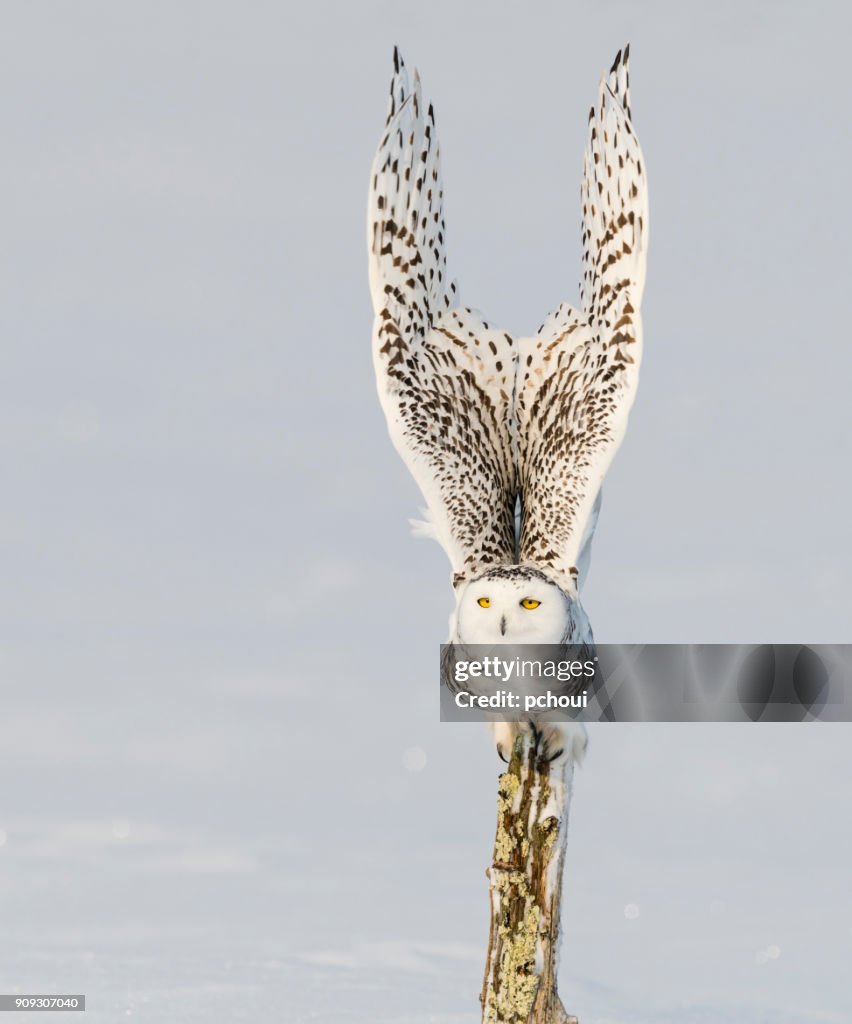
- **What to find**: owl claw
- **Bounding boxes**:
[534,723,567,764]
[491,721,587,766]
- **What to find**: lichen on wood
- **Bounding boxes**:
[480,732,578,1024]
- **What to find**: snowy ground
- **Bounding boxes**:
[1,664,850,1023]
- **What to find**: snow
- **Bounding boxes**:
[1,667,850,1022]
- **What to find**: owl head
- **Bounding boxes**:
[453,565,588,645]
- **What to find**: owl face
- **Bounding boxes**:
[454,567,573,645]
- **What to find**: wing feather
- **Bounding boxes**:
[517,46,647,592]
[368,50,518,586]
[368,47,647,595]
[581,44,648,319]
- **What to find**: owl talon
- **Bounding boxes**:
[492,721,587,766]
[492,721,523,764]
[532,725,563,763]
[534,723,566,763]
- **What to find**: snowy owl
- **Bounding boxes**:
[368,47,647,761]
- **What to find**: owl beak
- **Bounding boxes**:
[500,615,507,636]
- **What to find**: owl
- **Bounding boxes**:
[367,47,647,761]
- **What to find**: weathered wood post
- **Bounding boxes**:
[480,733,578,1024]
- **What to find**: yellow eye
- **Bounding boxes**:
[520,598,541,610]
[477,597,491,608]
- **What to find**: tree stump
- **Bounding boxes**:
[480,732,578,1024]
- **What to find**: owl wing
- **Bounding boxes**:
[368,49,518,587]
[517,47,647,593]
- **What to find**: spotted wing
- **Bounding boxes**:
[368,49,518,586]
[517,47,647,593]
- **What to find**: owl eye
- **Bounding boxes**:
[520,598,541,610]
[477,597,491,608]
